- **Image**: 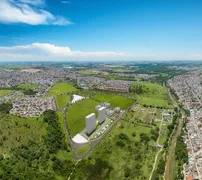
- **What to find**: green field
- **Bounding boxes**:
[127,104,160,124]
[0,114,46,154]
[132,82,173,108]
[159,121,172,145]
[67,99,99,136]
[76,145,90,156]
[0,90,13,97]
[93,94,134,109]
[18,83,39,90]
[49,82,77,96]
[56,95,71,109]
[78,70,98,75]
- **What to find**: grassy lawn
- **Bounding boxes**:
[93,94,134,109]
[0,90,13,97]
[56,95,71,109]
[49,82,77,96]
[132,82,173,109]
[76,145,90,156]
[67,99,99,136]
[18,83,39,90]
[0,114,46,154]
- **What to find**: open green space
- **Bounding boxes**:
[125,104,162,125]
[0,110,75,180]
[159,122,172,145]
[72,120,158,180]
[49,82,77,96]
[78,70,98,75]
[0,114,46,154]
[56,95,71,109]
[67,99,99,136]
[151,150,165,180]
[76,145,90,157]
[18,83,39,90]
[0,90,13,97]
[93,94,134,109]
[57,111,69,146]
[131,81,173,108]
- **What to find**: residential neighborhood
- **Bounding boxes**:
[168,72,202,180]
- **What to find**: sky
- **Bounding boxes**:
[0,0,202,61]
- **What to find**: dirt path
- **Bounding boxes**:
[149,147,163,180]
[149,110,164,180]
[68,160,81,180]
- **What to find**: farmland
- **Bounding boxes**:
[131,82,173,108]
[93,94,134,109]
[0,90,12,97]
[67,99,99,136]
[49,82,77,96]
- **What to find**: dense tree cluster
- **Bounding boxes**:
[174,132,188,180]
[0,102,12,114]
[151,157,166,180]
[52,158,74,177]
[23,89,37,95]
[0,110,73,179]
[0,141,55,180]
[150,127,159,141]
[71,158,112,180]
[131,84,148,94]
[43,110,67,153]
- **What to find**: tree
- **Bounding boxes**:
[132,132,136,137]
[124,167,131,178]
[0,102,12,114]
[116,140,125,147]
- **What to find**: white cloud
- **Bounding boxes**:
[0,43,126,61]
[0,43,201,61]
[0,0,72,25]
[32,43,71,55]
[18,0,44,6]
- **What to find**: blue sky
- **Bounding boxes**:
[0,0,201,61]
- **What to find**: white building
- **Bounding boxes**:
[95,105,101,110]
[114,107,121,113]
[102,102,111,108]
[107,110,114,117]
[98,106,107,123]
[86,113,96,135]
